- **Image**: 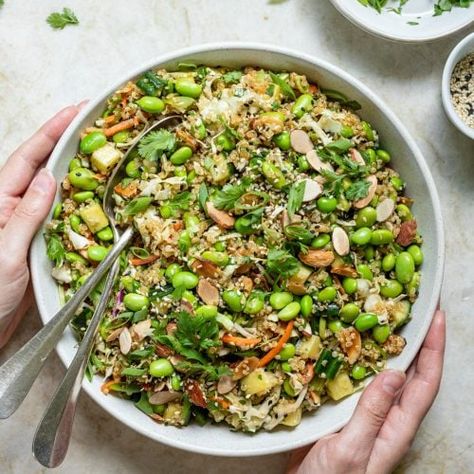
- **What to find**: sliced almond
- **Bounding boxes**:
[131,319,152,341]
[331,264,358,278]
[191,259,220,279]
[232,357,260,380]
[206,202,235,229]
[338,327,362,364]
[217,375,237,394]
[376,198,395,222]
[149,390,181,405]
[197,279,219,306]
[106,327,124,343]
[306,149,334,173]
[119,327,132,355]
[302,179,322,202]
[354,175,377,209]
[350,148,365,165]
[290,130,313,154]
[280,209,290,228]
[299,249,335,268]
[332,227,350,256]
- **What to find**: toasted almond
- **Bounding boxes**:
[306,149,334,173]
[191,259,220,278]
[338,327,362,364]
[376,198,395,222]
[302,179,322,202]
[331,264,358,278]
[217,375,237,395]
[332,227,350,256]
[299,249,335,268]
[106,327,124,343]
[148,391,181,405]
[206,202,235,229]
[197,279,219,306]
[354,175,378,209]
[119,327,132,355]
[232,357,260,380]
[130,319,152,341]
[184,379,207,408]
[290,130,313,153]
[281,209,290,228]
[350,148,365,165]
[396,220,417,246]
[240,276,254,294]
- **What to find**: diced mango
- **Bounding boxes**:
[241,368,278,396]
[79,201,108,233]
[296,335,322,360]
[326,372,354,401]
[91,143,122,173]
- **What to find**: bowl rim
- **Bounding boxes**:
[329,0,474,43]
[441,32,474,140]
[30,41,445,457]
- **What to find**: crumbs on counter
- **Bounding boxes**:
[450,52,474,129]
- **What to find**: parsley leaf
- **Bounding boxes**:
[46,234,65,267]
[212,178,250,210]
[287,181,306,218]
[174,311,220,352]
[138,130,176,161]
[266,248,300,279]
[46,8,79,30]
[269,72,296,100]
[345,179,370,201]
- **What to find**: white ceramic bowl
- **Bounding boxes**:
[30,43,445,457]
[329,0,474,43]
[442,32,474,140]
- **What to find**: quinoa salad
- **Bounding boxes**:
[45,65,423,432]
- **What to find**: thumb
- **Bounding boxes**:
[1,168,56,264]
[338,370,406,458]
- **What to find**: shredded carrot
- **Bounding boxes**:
[114,182,138,198]
[309,84,318,94]
[129,254,160,266]
[104,114,117,125]
[257,320,294,368]
[104,117,138,137]
[101,379,119,394]
[221,334,261,348]
[212,396,230,410]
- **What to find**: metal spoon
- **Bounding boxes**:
[32,113,181,467]
[0,115,180,422]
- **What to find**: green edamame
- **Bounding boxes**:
[165,263,181,281]
[175,78,202,99]
[201,250,229,267]
[352,365,367,380]
[244,292,265,315]
[300,295,313,317]
[87,245,108,262]
[269,292,294,310]
[278,301,301,321]
[137,96,165,113]
[372,325,391,344]
[354,313,379,332]
[68,168,99,191]
[351,227,372,246]
[382,253,396,272]
[273,131,291,150]
[170,146,193,165]
[195,305,218,318]
[357,264,373,281]
[125,160,140,178]
[80,131,106,154]
[96,227,114,241]
[395,252,415,284]
[370,229,394,245]
[317,196,338,213]
[72,191,95,203]
[408,245,423,266]
[222,290,245,312]
[149,359,174,378]
[172,271,199,289]
[124,293,150,312]
[311,234,330,249]
[318,286,337,303]
[355,207,377,228]
[342,278,358,295]
[279,343,296,361]
[339,303,360,323]
[380,280,403,298]
[52,202,62,219]
[292,94,313,119]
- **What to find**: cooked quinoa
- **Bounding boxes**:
[46,65,422,432]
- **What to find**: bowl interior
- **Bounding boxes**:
[30,44,444,457]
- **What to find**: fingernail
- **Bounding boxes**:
[382,370,405,396]
[32,169,54,193]
[77,99,89,109]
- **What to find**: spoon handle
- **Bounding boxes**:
[0,226,134,419]
[33,258,120,468]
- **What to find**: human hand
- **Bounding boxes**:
[287,309,446,474]
[0,106,81,349]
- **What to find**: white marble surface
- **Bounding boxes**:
[0,1,473,472]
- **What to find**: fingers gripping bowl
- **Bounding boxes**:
[30,44,444,456]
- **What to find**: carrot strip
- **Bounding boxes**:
[221,334,261,348]
[212,396,230,410]
[130,254,159,266]
[114,182,138,198]
[104,117,138,137]
[258,320,294,368]
[101,379,119,394]
[104,114,117,125]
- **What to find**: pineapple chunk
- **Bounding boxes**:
[281,407,302,427]
[241,368,278,396]
[163,401,190,426]
[91,143,122,173]
[327,372,354,401]
[79,201,108,233]
[296,335,322,360]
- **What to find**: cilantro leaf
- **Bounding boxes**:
[174,311,220,352]
[269,72,296,100]
[46,8,79,30]
[222,71,243,84]
[46,234,65,267]
[138,130,176,161]
[266,248,300,279]
[175,361,231,381]
[284,225,314,244]
[198,183,209,213]
[345,179,370,201]
[212,179,250,210]
[156,334,208,364]
[166,191,191,216]
[136,71,167,96]
[287,181,306,218]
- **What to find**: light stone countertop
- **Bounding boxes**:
[1,1,473,472]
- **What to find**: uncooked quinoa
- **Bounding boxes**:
[45,65,422,432]
[450,52,474,129]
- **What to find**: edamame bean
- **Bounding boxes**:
[339,303,360,323]
[355,207,377,228]
[160,205,172,219]
[292,94,313,119]
[172,271,198,289]
[96,226,113,241]
[53,202,62,219]
[182,290,197,305]
[222,290,245,312]
[363,149,376,166]
[69,215,82,233]
[216,133,235,151]
[395,252,415,284]
[72,191,95,203]
[170,146,193,165]
[192,122,206,140]
[178,231,191,253]
[175,78,202,99]
[279,343,296,361]
[121,275,137,293]
[408,245,423,266]
[124,293,150,311]
[311,234,330,249]
[376,149,391,163]
[80,131,106,154]
[113,130,130,143]
[214,241,226,252]
[342,278,358,295]
[406,272,420,298]
[201,250,229,267]
[262,161,286,189]
[87,245,108,262]
[300,295,313,317]
[372,325,391,344]
[352,365,367,380]
[281,362,292,373]
[278,301,301,321]
[174,166,187,178]
[149,359,174,378]
[165,263,181,281]
[244,292,265,315]
[195,305,218,318]
[170,374,181,391]
[396,204,413,222]
[380,280,403,298]
[318,286,337,303]
[337,195,351,212]
[365,245,375,261]
[354,313,379,332]
[65,252,87,265]
[125,160,140,178]
[390,176,404,191]
[382,253,396,272]
[328,320,343,333]
[357,264,373,281]
[183,212,200,233]
[68,168,99,191]
[283,378,296,397]
[273,131,291,150]
[269,292,294,310]
[362,121,375,141]
[340,125,354,138]
[297,155,310,172]
[351,227,372,246]
[317,196,338,213]
[69,158,81,171]
[137,96,165,113]
[370,229,394,245]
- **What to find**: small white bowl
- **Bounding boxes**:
[30,43,445,457]
[442,32,474,140]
